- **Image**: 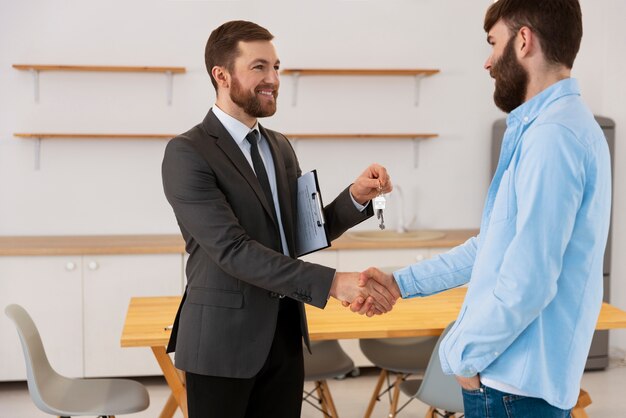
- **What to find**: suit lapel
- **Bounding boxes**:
[260,125,296,254]
[202,110,278,229]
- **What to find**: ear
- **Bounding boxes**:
[212,66,230,89]
[517,26,534,58]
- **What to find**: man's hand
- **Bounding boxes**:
[345,267,402,315]
[455,375,481,391]
[349,163,393,205]
[330,272,397,316]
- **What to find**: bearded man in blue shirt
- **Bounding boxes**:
[353,0,611,416]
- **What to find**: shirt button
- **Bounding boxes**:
[523,116,529,123]
[493,351,499,357]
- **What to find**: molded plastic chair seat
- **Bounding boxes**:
[360,336,438,417]
[304,340,355,381]
[303,340,355,418]
[399,322,464,417]
[5,304,150,417]
[360,336,437,373]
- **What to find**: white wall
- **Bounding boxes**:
[0,0,624,349]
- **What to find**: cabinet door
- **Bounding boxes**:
[0,256,83,381]
[83,254,183,377]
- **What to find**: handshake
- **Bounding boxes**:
[329,267,402,317]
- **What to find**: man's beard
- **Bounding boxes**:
[230,76,278,118]
[491,36,529,113]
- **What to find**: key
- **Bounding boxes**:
[373,194,386,230]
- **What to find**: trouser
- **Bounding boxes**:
[462,384,571,418]
[185,299,304,418]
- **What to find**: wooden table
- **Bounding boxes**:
[121,288,626,418]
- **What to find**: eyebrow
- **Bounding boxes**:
[251,58,281,66]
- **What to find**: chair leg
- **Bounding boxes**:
[364,369,388,418]
[388,374,403,418]
[160,394,179,418]
[315,382,330,417]
[571,389,591,418]
[320,380,340,418]
[423,407,436,418]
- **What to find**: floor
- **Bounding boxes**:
[1,356,625,418]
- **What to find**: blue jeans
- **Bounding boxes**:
[462,384,571,418]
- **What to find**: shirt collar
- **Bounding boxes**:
[212,104,260,146]
[507,78,581,127]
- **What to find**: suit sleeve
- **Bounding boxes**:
[162,137,335,308]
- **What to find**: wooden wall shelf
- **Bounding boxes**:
[284,133,438,168]
[281,68,439,76]
[14,133,176,170]
[12,64,186,73]
[14,133,175,140]
[286,133,438,140]
[13,64,186,104]
[14,132,437,140]
[280,68,440,106]
[14,132,437,170]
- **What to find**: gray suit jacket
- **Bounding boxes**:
[162,109,372,378]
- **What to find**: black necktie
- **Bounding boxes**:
[245,130,278,225]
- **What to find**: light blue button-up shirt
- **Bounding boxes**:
[393,78,611,409]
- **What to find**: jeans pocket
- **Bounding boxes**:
[462,385,484,395]
[503,394,571,418]
[462,384,487,417]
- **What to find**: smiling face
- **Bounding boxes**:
[226,40,280,121]
[484,20,529,113]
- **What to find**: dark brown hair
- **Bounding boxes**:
[484,0,582,69]
[205,20,274,90]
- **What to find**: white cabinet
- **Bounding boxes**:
[83,254,183,377]
[0,253,184,381]
[0,256,83,381]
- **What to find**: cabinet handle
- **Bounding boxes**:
[416,254,425,262]
[87,261,99,271]
[65,261,76,271]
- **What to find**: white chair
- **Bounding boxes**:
[5,304,150,418]
[398,322,464,418]
[303,340,355,418]
[360,336,438,417]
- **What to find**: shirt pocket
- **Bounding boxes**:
[490,169,512,224]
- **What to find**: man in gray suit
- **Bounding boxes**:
[162,20,398,417]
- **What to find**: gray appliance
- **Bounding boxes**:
[491,116,615,370]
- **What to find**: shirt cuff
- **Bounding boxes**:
[350,192,369,212]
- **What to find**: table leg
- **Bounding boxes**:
[571,389,591,418]
[151,346,188,418]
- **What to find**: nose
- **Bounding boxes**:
[266,68,280,85]
[484,55,493,71]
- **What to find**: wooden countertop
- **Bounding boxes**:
[0,229,478,256]
[0,235,185,256]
